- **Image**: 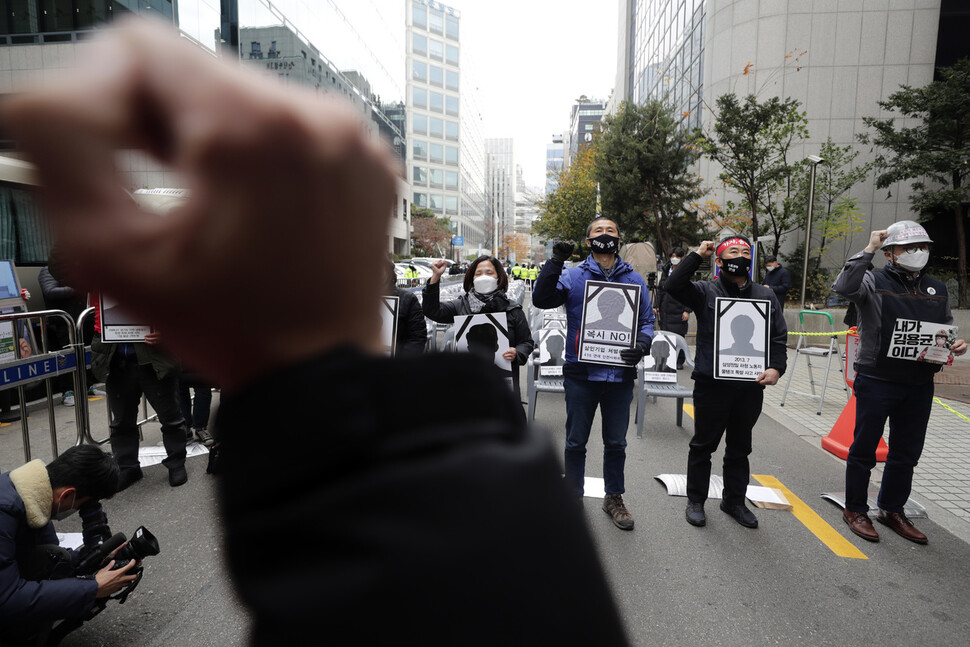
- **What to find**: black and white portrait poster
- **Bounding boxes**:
[538,327,567,377]
[454,313,513,386]
[578,281,640,366]
[100,294,151,342]
[380,296,400,357]
[714,297,770,381]
[643,331,679,383]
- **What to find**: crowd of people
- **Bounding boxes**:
[0,19,966,646]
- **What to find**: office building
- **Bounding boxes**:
[545,134,564,195]
[564,98,605,168]
[485,138,514,258]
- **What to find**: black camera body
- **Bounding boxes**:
[74,503,159,581]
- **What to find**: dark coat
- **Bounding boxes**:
[90,335,180,383]
[393,288,427,356]
[0,465,97,632]
[214,349,629,646]
[657,261,691,328]
[763,265,792,303]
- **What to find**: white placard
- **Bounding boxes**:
[100,294,151,343]
[887,319,958,365]
[714,297,770,381]
[578,280,641,366]
[381,296,400,357]
[454,313,514,388]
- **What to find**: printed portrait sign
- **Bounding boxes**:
[538,327,566,377]
[380,296,400,357]
[714,297,771,381]
[578,281,641,366]
[100,294,152,343]
[845,330,861,386]
[643,331,680,383]
[888,319,958,366]
[454,313,513,387]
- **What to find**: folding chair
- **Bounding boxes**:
[780,310,848,415]
[635,331,694,438]
[526,326,568,423]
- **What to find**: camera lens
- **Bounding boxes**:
[115,526,160,563]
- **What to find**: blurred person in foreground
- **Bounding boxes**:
[0,19,628,646]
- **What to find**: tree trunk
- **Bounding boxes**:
[749,191,760,283]
[955,202,968,309]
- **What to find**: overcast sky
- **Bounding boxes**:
[315,0,620,192]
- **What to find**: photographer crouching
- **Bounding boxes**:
[0,446,145,646]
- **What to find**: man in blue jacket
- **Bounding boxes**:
[533,217,654,530]
[0,446,139,644]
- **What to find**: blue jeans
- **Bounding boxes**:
[845,373,934,513]
[563,376,633,497]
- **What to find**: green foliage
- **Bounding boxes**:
[410,207,453,257]
[534,144,598,253]
[594,100,705,256]
[700,94,809,258]
[782,242,833,306]
[859,58,970,307]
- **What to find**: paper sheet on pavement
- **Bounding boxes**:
[655,474,793,510]
[137,442,209,467]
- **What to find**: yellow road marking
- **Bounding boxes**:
[753,474,867,560]
[682,403,694,419]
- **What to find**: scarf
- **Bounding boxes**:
[467,289,506,314]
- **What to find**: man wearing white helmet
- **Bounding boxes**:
[833,222,967,544]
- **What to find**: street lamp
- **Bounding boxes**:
[800,155,824,310]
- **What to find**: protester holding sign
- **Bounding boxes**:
[532,217,654,530]
[832,223,967,544]
[665,237,787,530]
[423,256,533,394]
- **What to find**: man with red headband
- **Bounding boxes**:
[664,236,788,529]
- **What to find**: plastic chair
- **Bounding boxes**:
[526,326,568,423]
[635,331,694,438]
[779,310,848,415]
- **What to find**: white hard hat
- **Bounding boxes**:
[881,220,933,249]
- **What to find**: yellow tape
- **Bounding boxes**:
[933,397,970,424]
[787,331,851,336]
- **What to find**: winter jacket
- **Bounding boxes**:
[90,335,180,383]
[214,348,629,646]
[532,254,654,383]
[763,265,792,303]
[393,288,428,357]
[0,461,97,631]
[833,251,951,385]
[656,261,692,327]
[664,251,788,382]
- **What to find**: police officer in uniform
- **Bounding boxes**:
[833,222,967,544]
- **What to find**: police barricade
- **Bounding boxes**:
[0,309,86,462]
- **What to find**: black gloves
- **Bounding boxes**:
[552,241,575,262]
[619,343,648,366]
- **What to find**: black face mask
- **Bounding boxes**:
[721,255,751,277]
[588,234,619,255]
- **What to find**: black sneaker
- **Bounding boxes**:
[195,428,215,447]
[603,494,634,530]
[720,501,758,528]
[117,467,144,492]
[686,502,706,527]
[168,465,188,487]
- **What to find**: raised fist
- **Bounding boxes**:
[552,242,575,262]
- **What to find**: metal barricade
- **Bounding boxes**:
[0,309,85,462]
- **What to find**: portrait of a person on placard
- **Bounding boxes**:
[720,315,765,358]
[586,289,632,332]
[649,337,675,373]
[541,332,566,367]
[917,329,955,366]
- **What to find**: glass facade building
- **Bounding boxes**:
[485,138,514,256]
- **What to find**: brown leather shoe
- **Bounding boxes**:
[843,509,879,542]
[876,510,928,544]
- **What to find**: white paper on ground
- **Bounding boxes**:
[137,442,209,467]
[582,477,606,498]
[56,532,84,550]
[745,486,793,510]
[655,474,792,509]
[821,492,928,519]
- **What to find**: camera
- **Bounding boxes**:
[74,502,160,580]
[647,272,657,289]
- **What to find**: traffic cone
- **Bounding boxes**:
[821,393,888,462]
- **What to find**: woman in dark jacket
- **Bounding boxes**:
[423,256,534,396]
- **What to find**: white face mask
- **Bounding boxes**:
[670,258,681,266]
[52,491,77,521]
[894,249,929,272]
[766,265,776,272]
[473,275,498,294]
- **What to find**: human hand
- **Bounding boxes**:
[865,230,888,253]
[951,339,967,356]
[20,289,30,301]
[697,241,715,258]
[755,368,781,385]
[619,344,646,366]
[681,312,689,322]
[94,558,139,598]
[144,331,161,345]
[502,348,517,361]
[18,338,31,358]
[430,260,448,282]
[552,241,575,262]
[0,20,398,391]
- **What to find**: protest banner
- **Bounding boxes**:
[887,319,958,366]
[578,281,640,366]
[100,294,151,342]
[714,297,770,380]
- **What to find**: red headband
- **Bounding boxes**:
[716,238,750,257]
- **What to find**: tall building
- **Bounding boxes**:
[485,138,514,258]
[614,0,970,265]
[406,0,486,259]
[564,99,605,168]
[0,1,413,256]
[545,134,564,195]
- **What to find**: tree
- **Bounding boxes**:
[595,100,705,256]
[700,94,809,260]
[534,143,598,251]
[859,59,970,307]
[410,206,452,257]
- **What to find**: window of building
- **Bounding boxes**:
[429,91,443,113]
[413,87,427,108]
[412,1,427,28]
[429,168,443,188]
[445,44,459,65]
[429,65,443,86]
[413,192,427,207]
[413,140,428,160]
[413,113,427,134]
[412,33,427,56]
[429,38,444,60]
[445,146,459,166]
[445,69,459,91]
[413,165,427,185]
[429,117,444,138]
[429,143,443,163]
[412,60,427,82]
[446,15,459,40]
[430,194,444,211]
[446,95,459,116]
[445,196,459,214]
[445,120,459,141]
[429,8,443,34]
[445,171,459,189]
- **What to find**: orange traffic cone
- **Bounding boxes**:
[821,393,888,462]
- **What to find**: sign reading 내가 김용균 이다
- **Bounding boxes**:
[714,297,771,381]
[887,319,959,365]
[578,281,641,366]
